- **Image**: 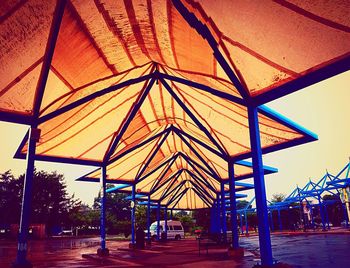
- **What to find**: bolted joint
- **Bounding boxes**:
[29,128,41,142]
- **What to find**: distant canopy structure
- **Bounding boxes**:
[77,158,277,210]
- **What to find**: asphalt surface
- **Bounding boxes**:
[1,233,350,267]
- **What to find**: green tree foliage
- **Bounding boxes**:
[93,187,131,236]
[0,170,21,224]
[68,203,100,232]
[0,169,81,235]
[135,205,147,229]
[173,212,194,232]
[192,209,210,231]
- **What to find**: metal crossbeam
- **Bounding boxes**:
[171,0,249,100]
[104,78,156,162]
[136,129,171,180]
[158,72,246,106]
[160,78,228,156]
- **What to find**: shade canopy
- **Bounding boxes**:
[1,0,349,119]
[77,160,276,209]
[2,0,348,209]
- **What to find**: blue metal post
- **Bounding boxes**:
[216,194,221,235]
[248,106,273,266]
[157,202,160,240]
[210,206,214,233]
[215,200,220,233]
[221,181,227,243]
[14,128,39,267]
[270,211,274,232]
[324,204,330,230]
[240,214,244,234]
[245,211,248,235]
[318,196,326,231]
[97,165,109,256]
[147,195,151,240]
[228,160,239,248]
[164,207,168,240]
[131,184,136,244]
[310,206,315,228]
[342,203,349,228]
[211,200,217,233]
[101,166,106,249]
[278,209,282,231]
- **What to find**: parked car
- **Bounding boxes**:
[58,229,73,236]
[149,220,184,240]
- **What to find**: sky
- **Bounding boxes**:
[0,70,349,206]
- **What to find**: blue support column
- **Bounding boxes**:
[278,209,282,231]
[147,195,151,241]
[245,211,249,235]
[248,106,273,266]
[342,203,349,228]
[318,196,326,231]
[97,165,109,256]
[288,207,293,230]
[270,211,274,232]
[221,181,227,243]
[228,160,239,248]
[131,184,136,244]
[164,207,168,240]
[214,200,219,233]
[14,128,40,267]
[157,202,160,240]
[324,204,330,230]
[210,205,214,233]
[240,214,244,234]
[211,200,218,234]
[216,194,221,235]
[310,206,315,228]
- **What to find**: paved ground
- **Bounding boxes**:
[1,231,350,267]
[241,233,350,268]
[0,238,254,268]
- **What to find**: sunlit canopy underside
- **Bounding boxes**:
[76,160,276,209]
[1,0,348,209]
[1,0,349,118]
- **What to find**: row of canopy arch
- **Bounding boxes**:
[1,0,349,209]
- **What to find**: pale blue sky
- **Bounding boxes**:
[0,71,349,206]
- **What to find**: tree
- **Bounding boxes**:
[175,212,194,232]
[0,169,81,235]
[192,209,210,231]
[0,170,21,224]
[271,193,286,203]
[93,187,131,235]
[237,200,250,210]
[135,205,147,229]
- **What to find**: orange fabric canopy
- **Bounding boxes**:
[1,0,348,209]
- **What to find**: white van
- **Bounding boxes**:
[149,220,184,240]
